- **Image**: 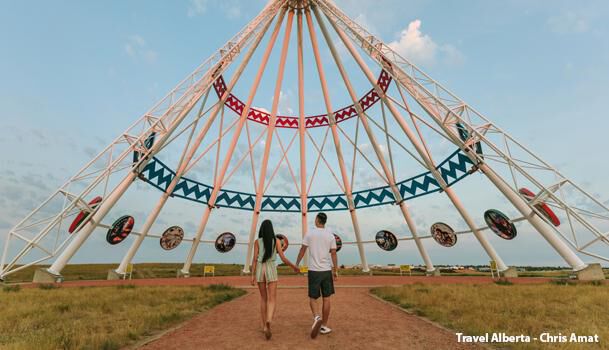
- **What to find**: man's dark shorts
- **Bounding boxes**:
[308,270,335,299]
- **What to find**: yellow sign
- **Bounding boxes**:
[126,263,134,274]
[400,264,412,276]
[490,260,497,270]
[299,265,308,273]
[203,265,215,276]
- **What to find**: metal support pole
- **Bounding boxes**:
[243,10,295,273]
[180,7,288,276]
[305,8,369,272]
[296,9,309,267]
[319,5,510,272]
[113,11,276,277]
[312,6,436,273]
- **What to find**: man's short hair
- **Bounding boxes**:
[316,212,327,225]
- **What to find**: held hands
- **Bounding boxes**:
[292,264,300,273]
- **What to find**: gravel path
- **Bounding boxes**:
[138,287,485,350]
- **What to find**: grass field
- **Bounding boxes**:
[3,263,608,283]
[2,263,389,283]
[372,282,608,349]
[0,284,245,350]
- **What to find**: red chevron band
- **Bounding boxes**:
[213,69,392,129]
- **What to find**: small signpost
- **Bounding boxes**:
[490,260,498,278]
[204,265,215,277]
[400,264,412,276]
[123,263,134,280]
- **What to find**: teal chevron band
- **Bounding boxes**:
[139,148,474,212]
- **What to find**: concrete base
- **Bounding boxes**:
[176,269,190,278]
[107,269,124,280]
[426,269,441,276]
[33,268,63,283]
[500,267,519,278]
[575,263,605,281]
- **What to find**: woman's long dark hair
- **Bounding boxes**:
[258,219,276,263]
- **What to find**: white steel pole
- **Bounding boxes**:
[320,5,510,272]
[114,12,275,276]
[297,9,309,267]
[305,8,369,272]
[478,164,586,270]
[180,7,288,276]
[243,10,295,273]
[312,6,436,273]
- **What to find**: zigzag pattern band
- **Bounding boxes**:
[139,148,474,212]
[212,70,392,129]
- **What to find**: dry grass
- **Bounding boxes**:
[372,283,608,349]
[0,284,245,350]
[5,263,608,283]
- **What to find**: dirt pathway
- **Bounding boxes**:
[139,288,484,350]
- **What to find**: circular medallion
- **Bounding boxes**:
[106,215,135,245]
[133,132,157,163]
[276,234,289,252]
[456,122,483,155]
[375,230,398,251]
[215,232,236,253]
[430,222,457,247]
[484,209,517,240]
[160,226,184,250]
[518,188,560,227]
[333,233,343,252]
[68,196,103,234]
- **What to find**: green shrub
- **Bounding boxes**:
[550,278,575,286]
[116,284,136,289]
[206,284,233,292]
[2,284,21,292]
[38,283,59,290]
[494,278,513,286]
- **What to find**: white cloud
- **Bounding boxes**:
[546,11,589,33]
[278,90,294,115]
[187,0,242,19]
[388,19,463,66]
[188,0,209,17]
[352,13,378,36]
[226,4,242,19]
[124,35,158,64]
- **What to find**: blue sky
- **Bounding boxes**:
[1,0,608,270]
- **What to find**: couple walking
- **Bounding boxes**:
[250,212,337,340]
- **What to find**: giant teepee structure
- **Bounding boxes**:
[1,0,607,283]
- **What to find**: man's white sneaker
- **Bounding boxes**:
[320,326,332,335]
[310,315,322,339]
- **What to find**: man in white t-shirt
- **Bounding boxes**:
[296,212,338,339]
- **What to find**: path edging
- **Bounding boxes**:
[124,290,252,350]
[367,292,493,350]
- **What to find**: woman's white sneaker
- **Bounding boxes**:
[320,326,332,335]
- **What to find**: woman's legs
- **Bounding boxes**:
[257,269,267,331]
[266,281,278,324]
